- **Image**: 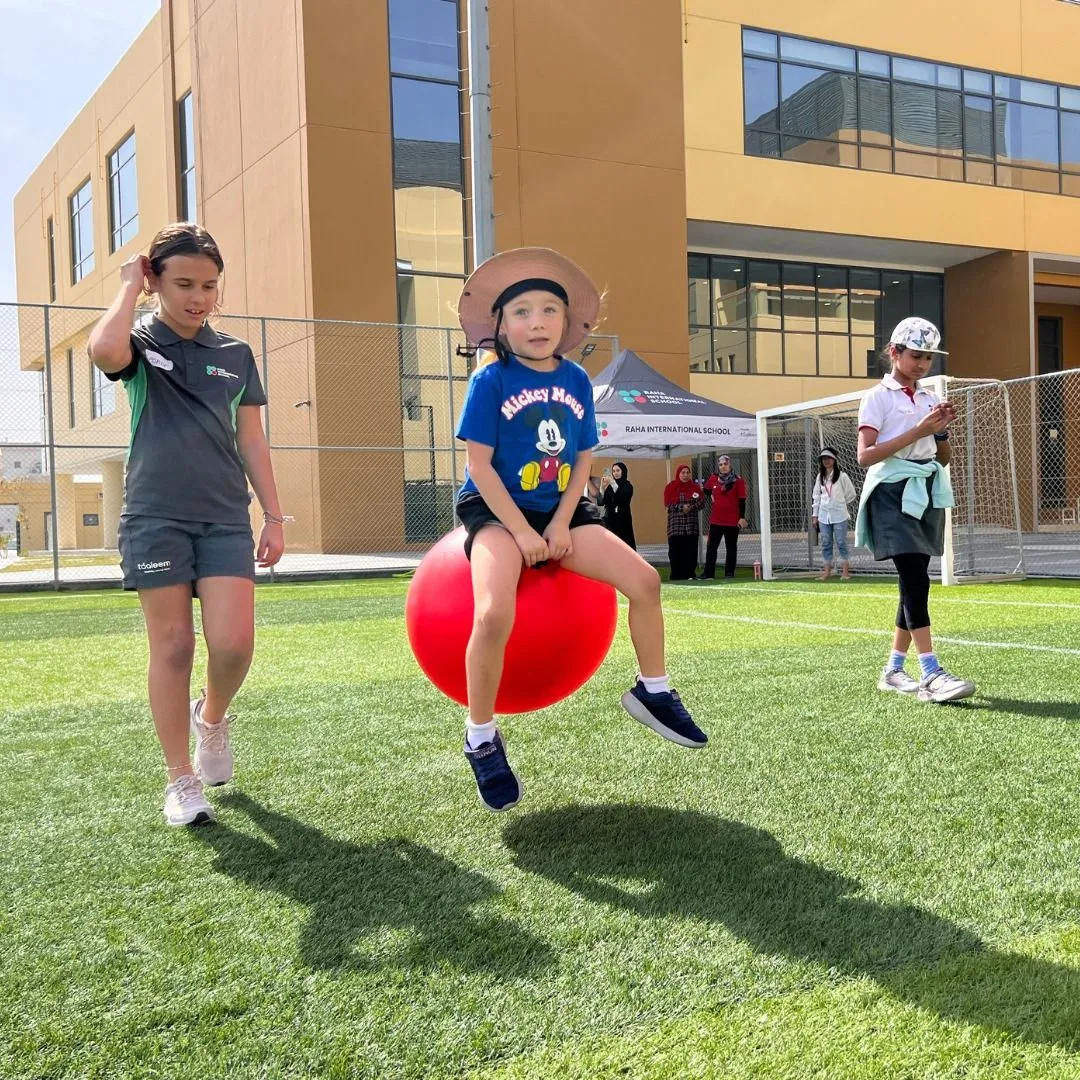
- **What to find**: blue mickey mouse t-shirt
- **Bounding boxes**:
[456,355,599,512]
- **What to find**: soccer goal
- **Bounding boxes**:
[755,376,1026,584]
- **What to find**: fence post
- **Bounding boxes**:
[260,317,276,583]
[1029,380,1041,534]
[964,387,976,574]
[446,329,459,526]
[43,306,61,589]
[755,412,772,580]
[803,418,814,567]
[1001,384,1027,577]
[931,376,955,586]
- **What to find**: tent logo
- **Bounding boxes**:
[619,388,647,404]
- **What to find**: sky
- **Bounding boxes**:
[0,0,158,445]
[0,0,160,303]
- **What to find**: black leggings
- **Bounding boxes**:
[893,553,931,631]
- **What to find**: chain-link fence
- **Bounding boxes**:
[755,369,1080,581]
[0,302,618,588]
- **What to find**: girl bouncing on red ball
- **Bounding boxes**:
[450,247,707,812]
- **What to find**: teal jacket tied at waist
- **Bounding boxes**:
[854,457,954,550]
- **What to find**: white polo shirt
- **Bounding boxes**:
[858,373,940,461]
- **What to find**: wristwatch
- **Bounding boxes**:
[933,431,950,442]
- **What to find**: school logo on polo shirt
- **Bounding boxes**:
[146,350,173,371]
[206,365,239,379]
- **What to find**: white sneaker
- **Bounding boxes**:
[878,668,920,694]
[918,669,976,704]
[191,695,234,786]
[163,774,215,826]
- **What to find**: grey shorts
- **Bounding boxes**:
[118,515,255,591]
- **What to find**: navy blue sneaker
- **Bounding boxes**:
[621,682,708,748]
[464,730,523,812]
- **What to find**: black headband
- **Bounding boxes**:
[492,278,569,313]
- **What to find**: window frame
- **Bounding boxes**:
[743,25,1080,197]
[107,130,139,253]
[69,178,95,285]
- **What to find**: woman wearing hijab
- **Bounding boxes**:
[664,464,704,580]
[701,455,747,580]
[600,461,636,550]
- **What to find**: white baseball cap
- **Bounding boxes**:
[889,317,948,356]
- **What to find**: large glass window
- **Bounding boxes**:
[744,27,1080,197]
[108,132,138,252]
[389,0,465,320]
[689,253,944,378]
[69,179,94,284]
[178,93,197,221]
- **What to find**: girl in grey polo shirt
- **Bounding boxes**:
[89,223,286,827]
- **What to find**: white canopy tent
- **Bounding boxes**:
[591,349,757,476]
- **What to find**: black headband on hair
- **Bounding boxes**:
[492,278,569,313]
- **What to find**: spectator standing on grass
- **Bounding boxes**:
[701,456,747,580]
[812,447,857,581]
[664,465,703,580]
[88,223,286,827]
[601,462,637,550]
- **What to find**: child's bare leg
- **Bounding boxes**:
[138,584,197,778]
[465,527,524,724]
[560,525,664,676]
[197,577,256,724]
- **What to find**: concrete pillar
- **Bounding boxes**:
[53,474,78,551]
[101,459,124,550]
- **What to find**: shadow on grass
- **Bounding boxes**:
[196,792,551,979]
[504,805,1080,1050]
[967,697,1080,723]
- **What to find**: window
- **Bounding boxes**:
[178,93,196,221]
[90,363,115,419]
[67,349,75,428]
[69,179,94,284]
[389,0,459,81]
[108,132,139,251]
[388,0,465,322]
[47,217,57,301]
[688,253,944,377]
[743,27,1080,196]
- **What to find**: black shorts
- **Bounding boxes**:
[456,493,604,559]
[118,514,256,591]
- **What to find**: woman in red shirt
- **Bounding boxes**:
[701,456,747,580]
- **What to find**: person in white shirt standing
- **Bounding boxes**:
[855,317,975,705]
[811,447,857,581]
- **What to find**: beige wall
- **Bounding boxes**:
[691,373,877,416]
[945,252,1033,380]
[490,0,689,543]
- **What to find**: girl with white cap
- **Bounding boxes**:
[855,317,975,704]
[453,248,707,811]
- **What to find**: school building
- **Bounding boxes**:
[11,0,1080,549]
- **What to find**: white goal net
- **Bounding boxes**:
[755,376,1027,583]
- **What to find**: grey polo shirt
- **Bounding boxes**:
[107,318,267,524]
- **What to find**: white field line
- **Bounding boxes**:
[668,582,1080,613]
[659,605,1080,657]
